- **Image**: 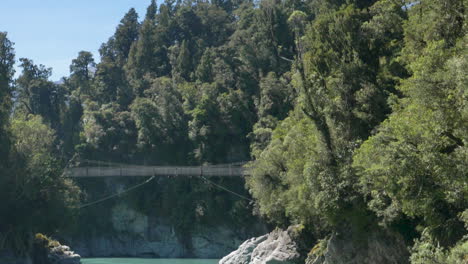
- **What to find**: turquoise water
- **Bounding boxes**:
[82,258,219,264]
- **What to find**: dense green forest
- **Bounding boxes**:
[0,0,466,262]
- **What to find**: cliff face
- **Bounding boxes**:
[68,208,263,258]
[62,177,265,258]
[0,251,32,264]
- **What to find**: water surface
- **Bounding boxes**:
[82,258,219,264]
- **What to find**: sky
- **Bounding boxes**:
[0,0,154,81]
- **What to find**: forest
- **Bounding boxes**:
[0,0,466,263]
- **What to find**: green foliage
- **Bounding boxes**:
[80,102,137,160]
[250,72,295,157]
[353,3,467,246]
[130,77,190,163]
[0,32,15,163]
[34,233,60,249]
[101,8,140,65]
[15,58,65,130]
[1,0,466,260]
[0,32,15,127]
[249,0,407,232]
[247,110,330,228]
[410,230,468,264]
[410,231,449,264]
[0,114,80,253]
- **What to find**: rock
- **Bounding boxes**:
[191,227,245,258]
[306,227,409,264]
[47,243,81,264]
[34,234,81,264]
[69,212,264,258]
[219,235,269,264]
[220,225,306,264]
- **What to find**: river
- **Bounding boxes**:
[81,258,219,264]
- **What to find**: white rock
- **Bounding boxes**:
[220,226,303,264]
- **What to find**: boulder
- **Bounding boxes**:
[219,235,269,264]
[34,234,81,264]
[48,244,81,264]
[220,225,306,264]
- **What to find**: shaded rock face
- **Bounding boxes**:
[67,178,265,259]
[306,228,409,264]
[70,222,249,258]
[220,225,306,264]
[67,204,265,258]
[0,250,32,264]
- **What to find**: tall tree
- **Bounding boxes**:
[126,8,171,95]
[113,8,140,64]
[146,0,157,20]
[0,32,15,127]
[0,32,15,170]
[68,51,96,97]
[15,58,64,129]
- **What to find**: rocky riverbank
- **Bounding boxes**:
[0,235,80,264]
[220,225,410,264]
[34,234,81,264]
[220,225,309,264]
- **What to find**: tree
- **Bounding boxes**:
[0,114,80,253]
[68,51,95,95]
[0,32,15,127]
[174,40,193,80]
[80,102,138,161]
[130,77,190,164]
[250,72,295,157]
[145,0,157,21]
[247,0,408,229]
[353,0,467,246]
[113,8,140,64]
[0,32,15,162]
[93,60,133,106]
[15,58,64,130]
[126,13,171,95]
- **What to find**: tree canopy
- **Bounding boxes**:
[0,0,466,262]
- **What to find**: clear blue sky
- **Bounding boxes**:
[0,0,153,81]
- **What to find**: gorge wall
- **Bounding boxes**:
[60,176,266,258]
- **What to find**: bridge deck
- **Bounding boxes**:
[66,165,247,177]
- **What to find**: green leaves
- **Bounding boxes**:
[353,1,467,248]
[0,114,81,251]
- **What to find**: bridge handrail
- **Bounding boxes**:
[66,163,249,178]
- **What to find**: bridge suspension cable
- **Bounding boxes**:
[77,176,155,209]
[201,176,254,202]
[75,175,253,209]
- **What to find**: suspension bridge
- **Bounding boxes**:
[65,160,249,178]
[64,160,254,208]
